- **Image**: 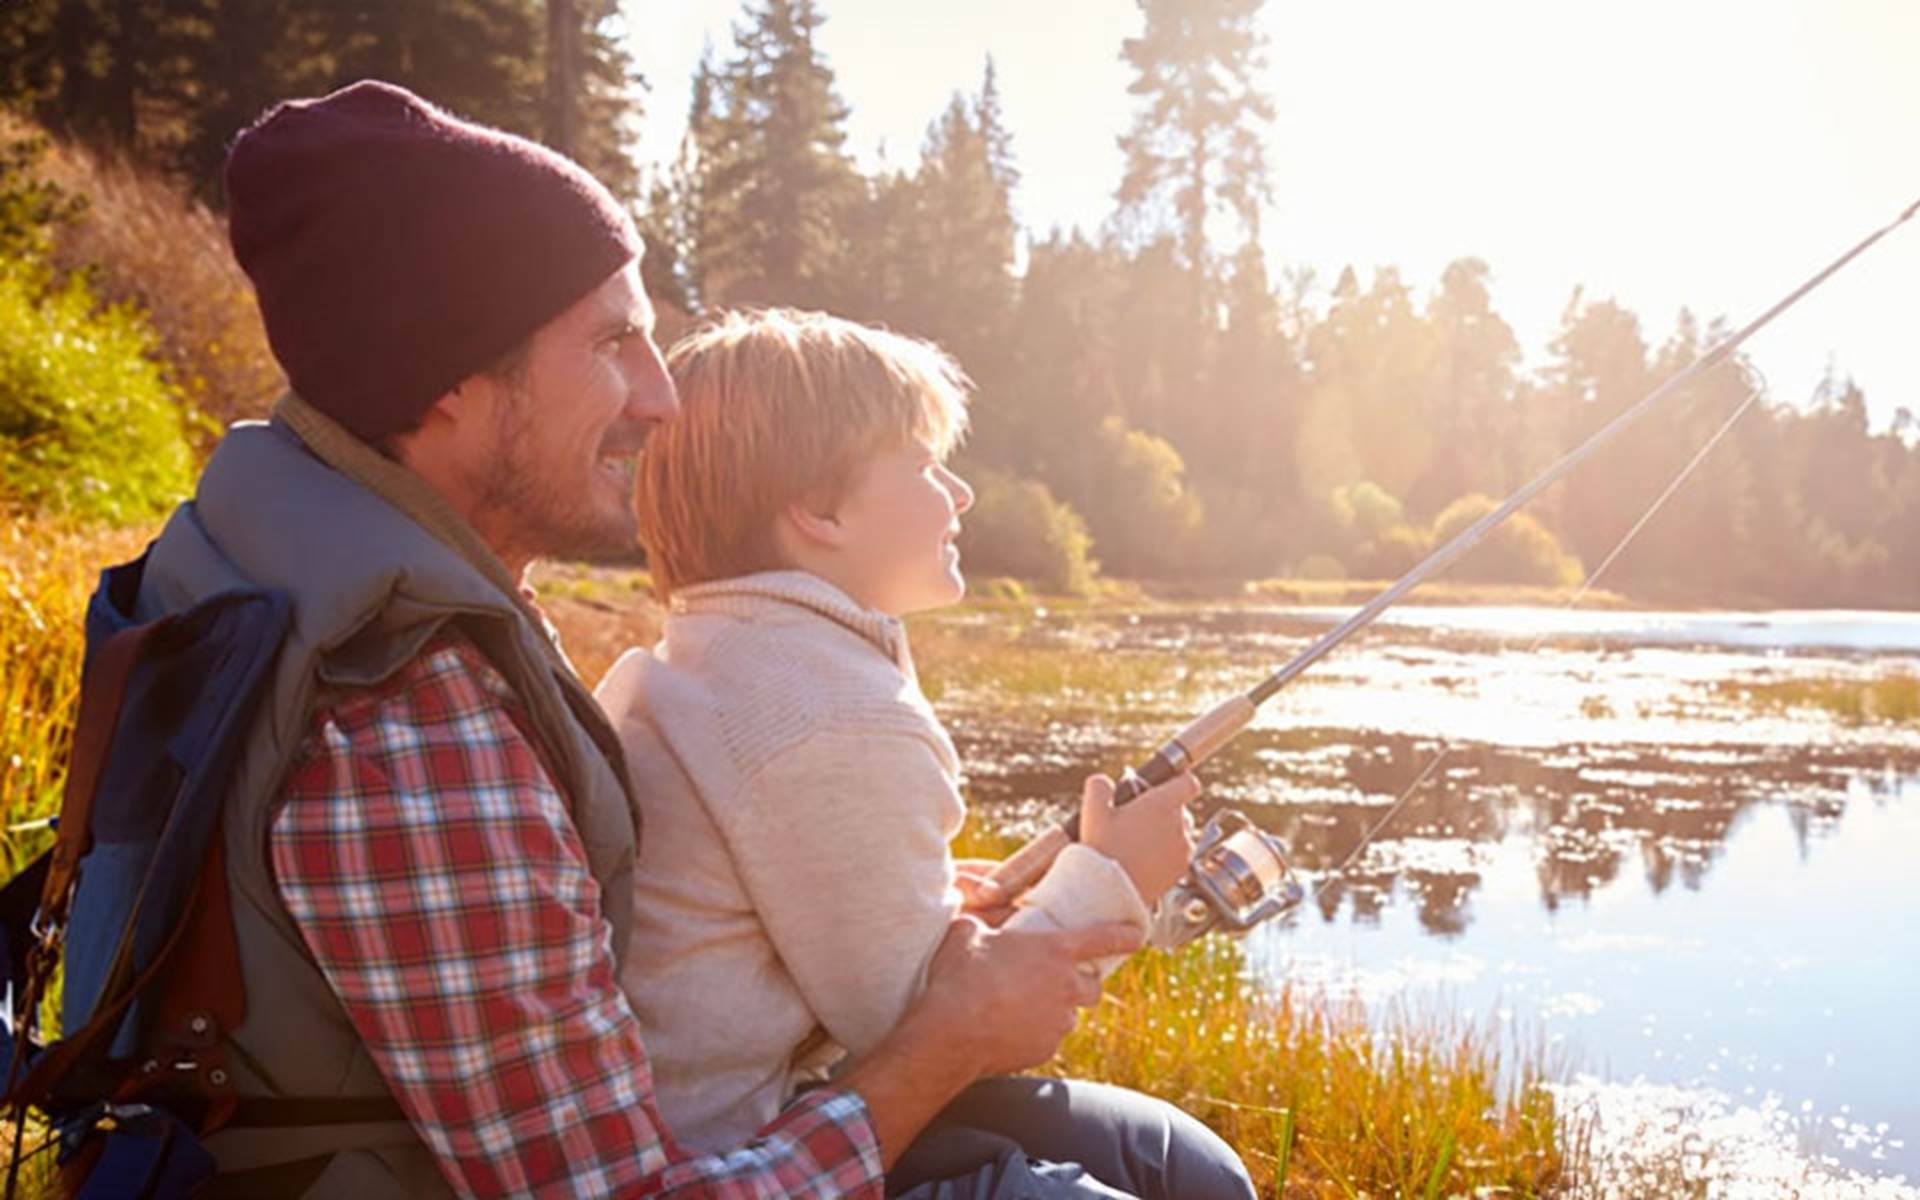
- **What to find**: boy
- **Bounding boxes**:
[595,309,1202,1155]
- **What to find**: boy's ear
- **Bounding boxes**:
[780,492,848,551]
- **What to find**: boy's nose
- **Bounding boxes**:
[946,468,975,514]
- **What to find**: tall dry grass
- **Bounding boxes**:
[954,825,1567,1197]
[1714,672,1920,725]
[0,516,151,874]
[2,112,281,433]
[1068,944,1563,1198]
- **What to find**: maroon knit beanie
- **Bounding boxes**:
[225,80,640,444]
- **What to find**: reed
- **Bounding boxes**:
[0,516,150,874]
[1243,576,1631,609]
[1067,945,1563,1197]
[1714,672,1920,725]
[909,616,1228,709]
[955,822,1567,1197]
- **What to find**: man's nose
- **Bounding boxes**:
[626,339,678,420]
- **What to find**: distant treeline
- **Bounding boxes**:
[5,0,1916,606]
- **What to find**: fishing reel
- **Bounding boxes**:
[1152,808,1306,947]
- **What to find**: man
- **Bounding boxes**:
[130,80,1249,1197]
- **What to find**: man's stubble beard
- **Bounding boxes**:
[471,385,639,565]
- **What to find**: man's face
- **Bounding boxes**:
[471,263,676,564]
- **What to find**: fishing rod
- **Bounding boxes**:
[987,194,1920,944]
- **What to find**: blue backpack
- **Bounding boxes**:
[2,551,397,1198]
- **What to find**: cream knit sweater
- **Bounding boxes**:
[595,571,1150,1151]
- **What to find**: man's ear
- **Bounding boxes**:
[388,377,494,470]
[432,373,505,429]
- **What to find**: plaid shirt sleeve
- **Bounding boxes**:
[269,633,884,1199]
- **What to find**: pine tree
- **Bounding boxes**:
[637,49,718,314]
[870,65,1019,373]
[692,0,860,309]
[565,0,647,202]
[1189,239,1304,574]
[1302,265,1437,507]
[1112,0,1275,280]
[1414,258,1521,516]
[0,0,644,202]
[976,56,1018,208]
[1535,291,1655,573]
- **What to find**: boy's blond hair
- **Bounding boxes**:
[638,308,971,600]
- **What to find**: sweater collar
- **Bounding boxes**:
[669,570,913,674]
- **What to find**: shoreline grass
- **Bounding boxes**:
[954,822,1567,1197]
[1712,673,1920,725]
[908,619,1228,709]
[1063,942,1564,1198]
[1240,577,1632,610]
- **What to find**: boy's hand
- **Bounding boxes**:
[1079,771,1200,903]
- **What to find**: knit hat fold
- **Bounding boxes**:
[226,80,640,444]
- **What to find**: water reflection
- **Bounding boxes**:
[961,720,1920,935]
[932,603,1920,1186]
[946,605,1920,936]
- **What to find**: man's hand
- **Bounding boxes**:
[920,916,1141,1075]
[838,916,1143,1166]
[1080,771,1200,903]
[952,858,1013,926]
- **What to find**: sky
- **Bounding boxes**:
[628,0,1920,430]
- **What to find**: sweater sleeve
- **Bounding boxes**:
[718,728,962,1057]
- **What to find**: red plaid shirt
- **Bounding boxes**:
[271,633,884,1198]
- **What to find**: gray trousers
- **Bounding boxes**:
[887,1077,1256,1200]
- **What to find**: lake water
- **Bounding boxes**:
[934,604,1920,1196]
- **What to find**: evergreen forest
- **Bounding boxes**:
[5,0,1916,606]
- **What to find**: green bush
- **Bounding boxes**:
[1295,553,1347,580]
[0,133,85,266]
[1331,479,1405,538]
[1353,522,1432,578]
[1078,416,1205,577]
[1430,493,1584,587]
[957,466,1100,596]
[0,264,198,522]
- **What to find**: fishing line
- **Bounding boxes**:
[1307,367,1771,903]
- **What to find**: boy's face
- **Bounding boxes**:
[829,439,974,616]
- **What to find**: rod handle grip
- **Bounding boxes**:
[984,823,1073,899]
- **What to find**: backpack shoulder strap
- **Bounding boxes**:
[37,624,162,949]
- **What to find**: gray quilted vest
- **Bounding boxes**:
[135,395,639,1197]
